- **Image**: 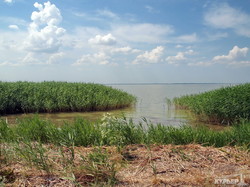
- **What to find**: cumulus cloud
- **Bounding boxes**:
[132,46,164,64]
[88,33,117,45]
[166,50,194,65]
[24,1,66,53]
[166,52,186,65]
[21,51,65,65]
[204,3,250,37]
[74,52,110,66]
[213,46,248,62]
[8,24,19,30]
[189,46,250,67]
[22,53,41,64]
[47,52,64,64]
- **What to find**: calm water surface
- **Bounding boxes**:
[6,83,231,127]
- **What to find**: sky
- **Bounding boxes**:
[0,0,250,83]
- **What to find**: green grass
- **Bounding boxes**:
[173,83,250,124]
[78,147,118,185]
[0,115,249,186]
[0,81,136,114]
[0,115,249,149]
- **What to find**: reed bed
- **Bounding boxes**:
[173,83,250,124]
[1,115,249,149]
[0,81,135,114]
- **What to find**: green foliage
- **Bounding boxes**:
[0,81,135,114]
[78,147,118,185]
[173,83,250,124]
[14,141,52,174]
[100,113,145,146]
[0,120,13,142]
[0,115,249,186]
[14,116,59,143]
[0,115,249,149]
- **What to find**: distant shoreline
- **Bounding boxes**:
[106,82,236,86]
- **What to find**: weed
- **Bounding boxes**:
[76,147,118,186]
[14,141,52,175]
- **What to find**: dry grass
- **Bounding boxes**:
[2,144,250,186]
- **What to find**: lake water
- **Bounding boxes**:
[5,83,231,127]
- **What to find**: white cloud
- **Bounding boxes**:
[47,52,64,64]
[3,0,13,3]
[166,52,186,65]
[96,9,119,20]
[213,46,248,62]
[204,3,250,37]
[166,50,194,65]
[145,5,159,13]
[204,32,228,41]
[175,33,198,43]
[175,44,183,48]
[228,61,250,67]
[73,9,119,23]
[132,46,164,64]
[24,1,66,53]
[0,61,17,66]
[74,52,110,66]
[22,53,41,64]
[185,49,195,55]
[0,17,28,27]
[8,24,19,30]
[0,31,26,61]
[88,33,117,45]
[111,46,140,54]
[113,23,174,44]
[21,51,65,65]
[188,46,250,67]
[187,61,213,66]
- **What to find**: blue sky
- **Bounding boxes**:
[0,0,250,83]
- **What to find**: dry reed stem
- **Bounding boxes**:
[1,144,249,186]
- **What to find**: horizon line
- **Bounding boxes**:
[105,82,239,85]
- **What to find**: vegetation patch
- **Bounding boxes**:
[0,115,249,186]
[173,83,250,124]
[0,81,136,114]
[1,115,250,150]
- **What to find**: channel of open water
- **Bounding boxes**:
[5,83,231,128]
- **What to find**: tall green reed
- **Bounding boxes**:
[0,116,249,149]
[174,83,250,124]
[0,81,136,115]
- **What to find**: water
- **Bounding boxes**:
[5,83,231,127]
[110,83,231,127]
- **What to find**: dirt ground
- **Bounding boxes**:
[2,144,250,186]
